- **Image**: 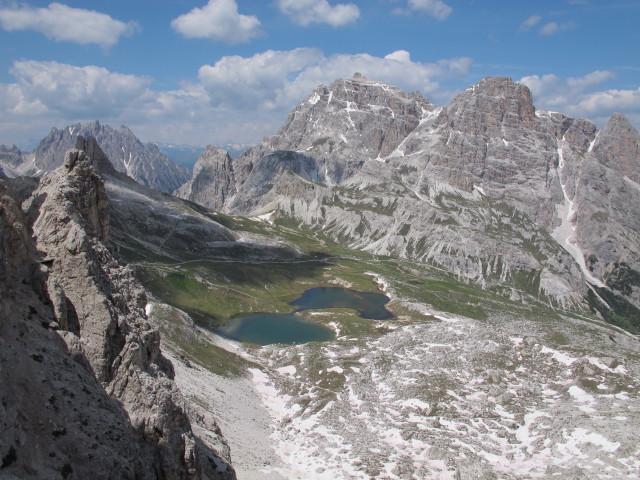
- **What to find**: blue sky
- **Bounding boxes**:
[1,0,639,148]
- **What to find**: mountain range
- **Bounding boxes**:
[0,121,190,193]
[176,74,640,332]
[1,73,640,479]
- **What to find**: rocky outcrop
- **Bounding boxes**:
[0,144,23,168]
[593,113,640,183]
[570,115,640,313]
[205,73,435,213]
[175,146,236,211]
[0,143,235,479]
[28,121,190,193]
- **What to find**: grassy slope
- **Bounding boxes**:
[113,205,630,376]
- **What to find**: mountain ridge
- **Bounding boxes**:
[176,74,640,330]
[0,138,235,479]
[0,121,190,194]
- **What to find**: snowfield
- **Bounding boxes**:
[241,310,640,479]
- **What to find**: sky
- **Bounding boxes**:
[0,0,639,149]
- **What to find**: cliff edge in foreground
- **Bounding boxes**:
[0,138,235,479]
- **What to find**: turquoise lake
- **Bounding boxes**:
[216,287,392,345]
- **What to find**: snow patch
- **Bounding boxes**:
[540,346,577,366]
[255,211,275,225]
[568,385,597,413]
[588,131,599,152]
[567,428,620,453]
[552,141,606,288]
[308,92,320,105]
[276,365,297,376]
[588,357,627,375]
[365,272,390,294]
[473,184,486,196]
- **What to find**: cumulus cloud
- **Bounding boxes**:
[395,0,452,20]
[0,2,137,49]
[0,51,472,147]
[520,70,640,125]
[198,48,471,111]
[277,0,360,27]
[171,0,261,44]
[567,70,616,90]
[7,60,151,117]
[385,50,412,63]
[520,14,541,31]
[539,21,577,35]
[198,48,325,109]
[573,89,640,121]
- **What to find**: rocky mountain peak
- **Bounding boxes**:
[174,145,236,210]
[32,144,110,249]
[438,76,536,136]
[269,75,434,158]
[0,144,23,167]
[1,144,235,478]
[194,145,232,171]
[593,112,640,182]
[30,121,190,193]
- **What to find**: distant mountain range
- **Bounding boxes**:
[0,123,256,191]
[0,121,190,193]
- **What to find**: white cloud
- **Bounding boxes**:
[395,0,452,20]
[520,14,541,30]
[573,88,640,117]
[277,0,360,27]
[385,50,412,63]
[520,70,640,126]
[0,51,472,147]
[171,0,261,44]
[198,48,471,112]
[539,21,577,35]
[7,60,151,117]
[567,70,616,90]
[0,2,137,49]
[198,48,325,109]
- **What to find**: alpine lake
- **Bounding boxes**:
[216,287,393,345]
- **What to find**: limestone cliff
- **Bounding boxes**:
[0,143,235,479]
[174,146,236,211]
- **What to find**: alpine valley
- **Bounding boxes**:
[1,74,639,480]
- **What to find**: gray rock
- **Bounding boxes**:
[0,145,235,479]
[175,146,236,211]
[173,75,640,318]
[27,121,190,193]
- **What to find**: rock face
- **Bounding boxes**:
[176,74,640,327]
[175,146,236,210]
[7,121,191,193]
[0,142,235,479]
[213,74,435,213]
[0,145,24,173]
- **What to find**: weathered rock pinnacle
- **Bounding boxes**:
[1,142,235,479]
